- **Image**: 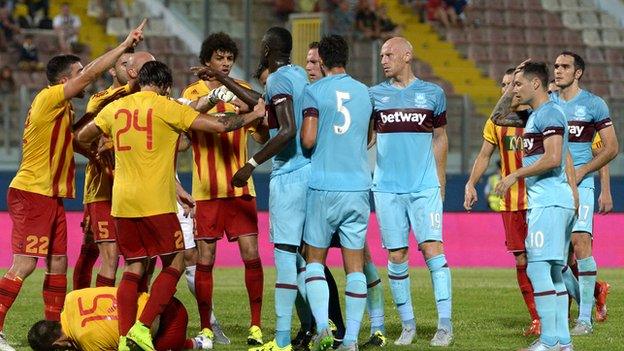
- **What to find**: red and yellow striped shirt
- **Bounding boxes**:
[182,80,256,200]
[483,118,527,211]
[83,84,131,204]
[10,84,76,198]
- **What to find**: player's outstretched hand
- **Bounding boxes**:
[463,184,477,211]
[122,18,147,49]
[514,58,531,75]
[191,66,218,81]
[494,173,517,197]
[231,163,253,188]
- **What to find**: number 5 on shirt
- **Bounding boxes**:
[334,91,351,135]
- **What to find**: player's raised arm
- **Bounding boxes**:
[191,66,263,107]
[190,98,266,134]
[63,19,146,99]
[490,59,532,127]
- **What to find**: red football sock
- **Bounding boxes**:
[244,257,264,327]
[516,264,539,320]
[195,263,214,330]
[594,281,601,300]
[183,339,196,349]
[73,243,99,289]
[117,272,141,336]
[138,258,156,293]
[139,267,181,328]
[0,275,23,331]
[153,298,188,350]
[95,274,116,287]
[43,273,66,321]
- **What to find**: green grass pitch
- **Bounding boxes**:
[1,268,622,350]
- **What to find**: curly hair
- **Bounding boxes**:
[199,32,238,65]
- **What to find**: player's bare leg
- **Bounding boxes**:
[95,242,119,287]
[420,241,453,347]
[515,252,540,336]
[569,232,595,335]
[238,235,264,345]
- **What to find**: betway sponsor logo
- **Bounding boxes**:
[568,125,584,138]
[379,111,427,125]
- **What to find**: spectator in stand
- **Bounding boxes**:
[0,65,15,94]
[402,0,427,23]
[355,0,379,39]
[328,0,354,39]
[0,5,20,50]
[53,2,81,53]
[26,0,49,26]
[18,34,44,71]
[429,0,468,28]
[274,0,295,22]
[377,4,401,40]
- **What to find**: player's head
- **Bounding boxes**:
[138,60,173,96]
[513,62,549,105]
[46,54,83,96]
[28,320,72,350]
[554,51,584,89]
[380,37,413,79]
[318,35,349,71]
[126,51,156,81]
[306,41,323,82]
[548,79,559,95]
[60,2,70,15]
[261,27,292,70]
[109,47,135,86]
[199,32,238,77]
[501,67,516,94]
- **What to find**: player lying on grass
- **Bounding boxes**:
[27,287,212,351]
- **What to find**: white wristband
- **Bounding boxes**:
[248,157,259,168]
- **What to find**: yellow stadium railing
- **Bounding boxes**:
[289,13,326,67]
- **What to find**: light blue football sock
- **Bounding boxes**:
[561,265,580,304]
[552,263,571,346]
[387,260,415,329]
[426,254,453,333]
[527,261,558,347]
[305,262,329,333]
[577,256,597,323]
[364,261,385,334]
[343,272,367,347]
[274,248,298,347]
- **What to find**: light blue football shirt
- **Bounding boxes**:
[522,101,574,209]
[302,73,372,191]
[369,78,447,193]
[550,90,611,189]
[265,64,310,177]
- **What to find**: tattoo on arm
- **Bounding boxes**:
[217,113,245,132]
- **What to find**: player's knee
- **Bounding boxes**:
[514,252,527,266]
[388,247,408,264]
[420,241,444,260]
[239,237,260,261]
[275,243,298,253]
[183,248,198,266]
[9,256,38,279]
[46,255,67,274]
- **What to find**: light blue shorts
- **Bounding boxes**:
[373,187,443,250]
[303,189,370,250]
[572,187,594,235]
[526,206,575,263]
[269,164,311,246]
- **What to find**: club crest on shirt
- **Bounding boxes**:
[414,93,427,107]
[574,105,587,119]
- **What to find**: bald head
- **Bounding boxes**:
[380,37,413,79]
[127,51,156,81]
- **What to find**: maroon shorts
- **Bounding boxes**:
[501,210,528,253]
[115,213,184,260]
[8,188,67,257]
[195,195,258,242]
[83,201,116,242]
